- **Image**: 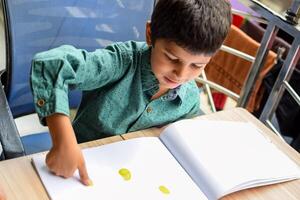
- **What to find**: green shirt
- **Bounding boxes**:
[31,41,201,143]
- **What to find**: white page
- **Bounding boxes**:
[160,119,300,199]
[32,137,208,200]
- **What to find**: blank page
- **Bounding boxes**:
[33,137,208,200]
[160,120,300,199]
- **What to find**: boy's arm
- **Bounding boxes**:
[30,43,130,182]
[46,114,91,186]
[31,44,130,125]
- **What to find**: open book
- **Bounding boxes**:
[32,120,300,200]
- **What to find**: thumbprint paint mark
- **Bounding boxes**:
[118,168,131,181]
[159,185,170,195]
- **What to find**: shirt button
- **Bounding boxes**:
[37,99,45,107]
[146,107,153,113]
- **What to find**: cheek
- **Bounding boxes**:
[188,69,203,79]
[151,58,161,73]
[151,61,164,79]
[151,57,171,75]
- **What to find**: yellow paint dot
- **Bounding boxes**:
[118,168,131,181]
[159,185,170,195]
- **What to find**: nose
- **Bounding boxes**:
[173,65,188,80]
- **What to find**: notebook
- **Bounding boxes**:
[32,119,300,200]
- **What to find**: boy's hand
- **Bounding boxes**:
[46,141,90,185]
[46,114,92,186]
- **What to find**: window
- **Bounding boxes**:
[0,0,6,72]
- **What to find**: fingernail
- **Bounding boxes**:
[87,179,93,186]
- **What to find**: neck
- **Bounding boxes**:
[151,87,169,100]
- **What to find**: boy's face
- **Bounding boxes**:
[150,39,212,90]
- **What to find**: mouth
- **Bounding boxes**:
[164,76,181,85]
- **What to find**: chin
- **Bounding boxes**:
[167,83,181,89]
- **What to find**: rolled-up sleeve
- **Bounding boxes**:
[30,43,130,125]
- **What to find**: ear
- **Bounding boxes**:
[145,21,152,46]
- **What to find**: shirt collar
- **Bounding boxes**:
[177,83,188,100]
[140,44,188,102]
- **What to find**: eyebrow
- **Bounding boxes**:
[164,49,209,65]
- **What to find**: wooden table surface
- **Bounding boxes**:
[0,108,299,200]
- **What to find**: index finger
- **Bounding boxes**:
[78,161,92,186]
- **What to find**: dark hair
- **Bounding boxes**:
[150,0,232,55]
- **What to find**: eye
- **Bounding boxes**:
[191,64,206,69]
[165,53,179,63]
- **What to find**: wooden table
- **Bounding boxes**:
[0,108,299,200]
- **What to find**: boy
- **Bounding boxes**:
[31,0,231,185]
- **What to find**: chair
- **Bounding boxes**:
[0,0,154,159]
[197,24,277,114]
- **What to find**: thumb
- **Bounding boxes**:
[78,162,92,186]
